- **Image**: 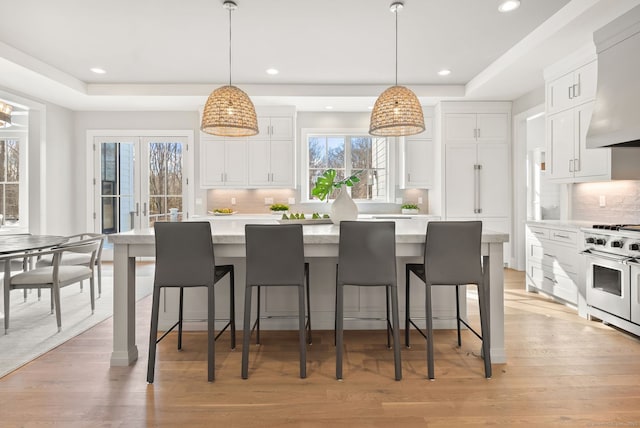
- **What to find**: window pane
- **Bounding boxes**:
[5,183,19,221]
[308,137,326,168]
[350,137,372,169]
[167,196,182,213]
[0,141,5,181]
[327,137,345,168]
[148,143,166,196]
[6,140,19,182]
[166,143,183,195]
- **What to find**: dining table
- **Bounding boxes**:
[108,216,509,368]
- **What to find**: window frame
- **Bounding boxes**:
[301,128,395,203]
[0,131,27,230]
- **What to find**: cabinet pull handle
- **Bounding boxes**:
[575,75,581,97]
[533,231,544,235]
[543,253,555,258]
[474,164,481,214]
[569,159,573,172]
[555,234,571,239]
[574,158,580,172]
[221,173,224,182]
[477,128,480,139]
[568,86,573,99]
[135,202,140,217]
[543,275,558,284]
[407,173,411,182]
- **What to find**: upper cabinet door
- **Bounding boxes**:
[250,117,272,140]
[223,140,248,186]
[573,102,610,180]
[444,114,477,143]
[269,139,295,187]
[547,71,576,115]
[574,61,597,103]
[247,140,271,185]
[444,143,477,217]
[200,139,226,187]
[269,117,293,140]
[477,143,509,217]
[547,109,574,181]
[476,113,508,143]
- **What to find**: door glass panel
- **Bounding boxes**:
[147,141,184,229]
[100,142,136,246]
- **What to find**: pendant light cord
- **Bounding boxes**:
[395,7,398,86]
[228,6,232,86]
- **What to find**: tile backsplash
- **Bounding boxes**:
[572,180,640,223]
[206,188,430,215]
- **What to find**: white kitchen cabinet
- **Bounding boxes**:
[251,116,293,141]
[546,60,597,115]
[399,114,434,189]
[248,138,295,187]
[525,223,582,306]
[248,115,295,188]
[437,104,511,265]
[443,113,509,218]
[200,137,248,188]
[547,101,610,182]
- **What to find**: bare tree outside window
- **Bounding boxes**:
[307,134,387,201]
[0,139,19,224]
[148,142,183,227]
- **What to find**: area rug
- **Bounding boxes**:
[0,269,154,378]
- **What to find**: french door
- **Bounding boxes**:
[91,134,192,256]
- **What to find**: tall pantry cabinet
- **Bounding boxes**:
[435,102,512,265]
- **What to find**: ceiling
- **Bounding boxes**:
[0,0,639,112]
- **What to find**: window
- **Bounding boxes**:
[306,133,389,201]
[0,138,19,225]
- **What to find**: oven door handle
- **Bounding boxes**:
[581,249,633,263]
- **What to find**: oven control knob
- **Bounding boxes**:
[585,237,596,244]
[630,243,640,251]
[611,240,623,248]
[595,238,606,245]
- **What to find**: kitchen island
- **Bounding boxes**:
[108,216,509,367]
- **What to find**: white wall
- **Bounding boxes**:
[512,86,545,116]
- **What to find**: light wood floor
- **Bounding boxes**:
[2,269,640,427]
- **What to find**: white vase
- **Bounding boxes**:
[330,188,358,224]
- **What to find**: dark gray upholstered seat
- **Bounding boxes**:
[242,224,309,379]
[405,220,491,379]
[147,222,235,383]
[336,221,402,381]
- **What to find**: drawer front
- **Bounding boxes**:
[549,229,577,245]
[538,241,579,274]
[528,225,549,240]
[530,265,578,304]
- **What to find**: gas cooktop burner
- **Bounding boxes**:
[592,224,640,231]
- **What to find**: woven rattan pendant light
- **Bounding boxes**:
[0,102,12,128]
[369,2,424,137]
[201,0,258,137]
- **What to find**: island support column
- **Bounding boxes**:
[110,242,139,366]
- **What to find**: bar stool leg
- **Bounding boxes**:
[147,286,162,383]
[241,285,253,379]
[390,284,402,381]
[229,268,236,350]
[405,266,411,348]
[305,263,312,345]
[455,285,462,347]
[178,287,184,350]
[298,283,307,379]
[385,287,391,349]
[208,283,215,382]
[425,284,435,380]
[336,282,344,380]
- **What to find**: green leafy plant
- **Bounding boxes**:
[311,169,361,201]
[269,203,289,211]
[401,203,419,210]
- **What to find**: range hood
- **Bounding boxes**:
[586,4,640,149]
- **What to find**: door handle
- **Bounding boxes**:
[474,164,481,214]
[135,202,140,216]
[143,202,147,216]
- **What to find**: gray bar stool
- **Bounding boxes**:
[147,222,235,383]
[405,220,491,379]
[242,224,310,379]
[335,221,402,381]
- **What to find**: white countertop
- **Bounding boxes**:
[109,216,509,245]
[526,220,593,230]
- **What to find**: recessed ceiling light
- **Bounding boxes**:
[325,106,333,110]
[498,0,520,13]
[438,69,451,76]
[90,67,106,74]
[266,68,279,75]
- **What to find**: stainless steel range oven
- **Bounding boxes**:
[582,225,640,336]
